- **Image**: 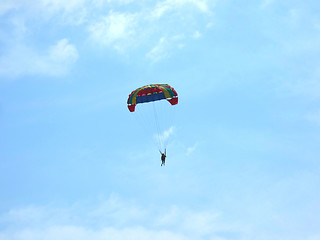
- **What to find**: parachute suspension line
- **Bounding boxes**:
[133,110,149,137]
[127,84,178,152]
[152,102,163,152]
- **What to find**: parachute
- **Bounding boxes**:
[127,84,178,152]
[127,84,178,112]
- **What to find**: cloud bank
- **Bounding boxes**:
[0,0,215,79]
[0,39,78,78]
[0,195,239,240]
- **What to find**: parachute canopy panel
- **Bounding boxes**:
[127,84,178,112]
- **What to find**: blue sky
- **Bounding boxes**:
[1,0,320,239]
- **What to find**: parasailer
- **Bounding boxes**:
[160,149,166,166]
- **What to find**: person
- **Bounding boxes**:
[160,149,166,166]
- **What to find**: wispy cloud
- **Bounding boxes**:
[38,0,88,25]
[151,0,210,18]
[0,226,189,240]
[86,0,214,58]
[192,30,202,39]
[0,195,242,240]
[154,126,175,148]
[146,34,187,62]
[88,11,138,52]
[0,0,87,23]
[88,194,148,226]
[0,0,215,79]
[186,142,198,156]
[256,1,320,99]
[41,0,86,13]
[0,1,81,79]
[0,38,78,78]
[260,0,276,9]
[146,37,170,62]
[0,0,22,16]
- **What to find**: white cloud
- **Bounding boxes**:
[186,142,198,156]
[49,39,78,69]
[88,11,138,51]
[192,30,202,39]
[0,38,78,78]
[155,206,180,226]
[155,206,222,236]
[1,192,320,240]
[307,235,320,240]
[91,0,136,9]
[39,0,88,24]
[146,37,170,62]
[49,38,78,63]
[41,0,86,12]
[0,0,22,15]
[181,210,221,236]
[206,22,214,28]
[0,196,238,240]
[0,0,87,24]
[260,0,276,9]
[153,126,175,145]
[85,1,214,58]
[161,127,175,142]
[88,194,148,225]
[152,0,210,18]
[146,34,187,62]
[105,0,135,4]
[1,0,216,73]
[145,0,213,60]
[0,226,190,240]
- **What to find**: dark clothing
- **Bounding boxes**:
[161,154,166,166]
[160,149,166,166]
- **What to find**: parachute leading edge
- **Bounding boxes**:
[127,84,178,112]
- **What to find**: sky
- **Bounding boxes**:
[1,0,320,239]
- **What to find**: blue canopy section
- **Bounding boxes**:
[136,92,166,104]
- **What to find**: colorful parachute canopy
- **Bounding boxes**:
[127,84,178,112]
